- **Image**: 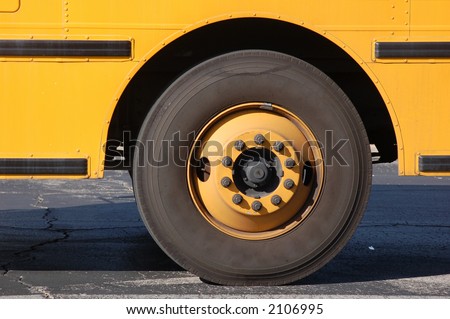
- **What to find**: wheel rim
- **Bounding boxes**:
[187,102,324,240]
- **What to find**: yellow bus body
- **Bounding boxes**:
[0,0,449,178]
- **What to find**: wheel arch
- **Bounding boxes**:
[106,17,398,169]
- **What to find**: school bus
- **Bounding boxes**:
[1,1,449,285]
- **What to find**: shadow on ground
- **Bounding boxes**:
[0,185,449,285]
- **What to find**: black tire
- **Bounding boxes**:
[133,50,371,285]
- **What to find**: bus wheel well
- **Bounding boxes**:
[106,18,397,169]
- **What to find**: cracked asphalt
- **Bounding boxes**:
[0,163,449,298]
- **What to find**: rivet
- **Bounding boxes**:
[234,140,245,151]
[252,201,262,211]
[273,141,284,152]
[221,177,232,188]
[254,134,265,145]
[232,194,243,205]
[271,195,282,206]
[222,156,233,167]
[285,158,295,168]
[284,179,295,190]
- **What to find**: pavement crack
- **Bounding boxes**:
[98,196,116,204]
[1,264,10,276]
[5,208,71,267]
[17,276,53,299]
[43,208,55,228]
[31,194,48,210]
[30,206,70,248]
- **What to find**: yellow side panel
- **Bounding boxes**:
[64,0,409,61]
[1,0,450,178]
[0,61,133,177]
[0,0,20,13]
[0,0,61,27]
[410,0,450,31]
[368,63,450,175]
[367,0,450,175]
[66,0,406,27]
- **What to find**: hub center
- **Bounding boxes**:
[233,147,282,198]
[244,161,269,185]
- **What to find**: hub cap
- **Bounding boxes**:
[187,103,324,240]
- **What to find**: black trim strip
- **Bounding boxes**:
[0,159,88,175]
[419,156,450,173]
[375,42,450,59]
[0,40,132,57]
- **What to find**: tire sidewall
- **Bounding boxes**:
[134,50,371,284]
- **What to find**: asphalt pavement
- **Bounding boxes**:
[0,162,449,298]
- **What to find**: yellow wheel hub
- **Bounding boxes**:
[187,103,324,240]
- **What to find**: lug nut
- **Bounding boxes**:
[252,200,262,211]
[254,134,265,145]
[232,194,243,205]
[222,156,233,167]
[221,177,232,188]
[234,140,245,151]
[271,195,282,206]
[285,158,296,168]
[273,141,284,152]
[284,179,295,190]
